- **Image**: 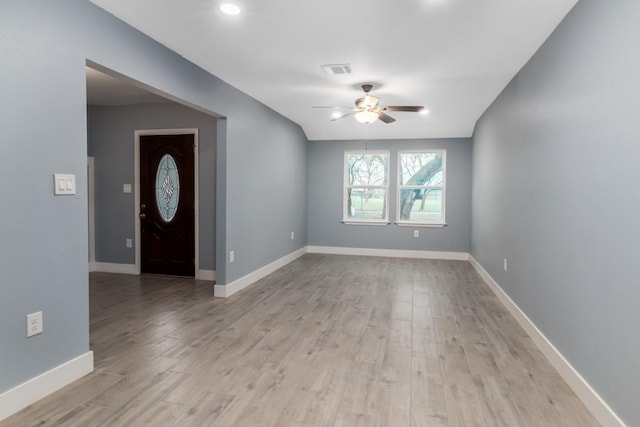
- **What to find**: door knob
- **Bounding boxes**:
[139,212,146,219]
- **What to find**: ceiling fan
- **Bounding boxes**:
[314,84,425,124]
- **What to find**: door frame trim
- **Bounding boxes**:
[134,128,200,277]
[88,156,96,271]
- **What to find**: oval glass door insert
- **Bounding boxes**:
[155,154,180,222]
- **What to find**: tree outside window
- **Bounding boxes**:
[344,151,389,224]
[398,150,446,225]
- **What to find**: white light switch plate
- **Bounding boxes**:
[53,174,76,195]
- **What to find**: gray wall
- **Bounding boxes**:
[471,0,640,424]
[88,103,217,270]
[308,138,472,252]
[223,104,308,282]
[0,0,307,394]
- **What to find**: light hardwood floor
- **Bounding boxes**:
[2,255,600,426]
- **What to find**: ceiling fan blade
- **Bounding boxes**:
[331,112,355,121]
[378,112,396,123]
[381,106,425,112]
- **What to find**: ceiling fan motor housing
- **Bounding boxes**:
[356,95,380,109]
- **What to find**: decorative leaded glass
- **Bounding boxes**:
[155,154,180,222]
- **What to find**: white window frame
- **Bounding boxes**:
[396,149,446,227]
[343,150,390,225]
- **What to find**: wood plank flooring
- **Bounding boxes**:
[1,255,600,426]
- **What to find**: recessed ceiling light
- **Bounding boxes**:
[220,3,241,15]
[332,111,343,119]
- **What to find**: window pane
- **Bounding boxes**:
[398,150,445,224]
[347,188,387,220]
[155,154,180,222]
[348,153,388,186]
[426,170,443,186]
[399,152,443,186]
[399,188,442,221]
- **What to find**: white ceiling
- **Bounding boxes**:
[89,0,579,141]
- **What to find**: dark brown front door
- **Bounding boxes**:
[140,134,195,277]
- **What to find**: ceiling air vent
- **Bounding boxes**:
[321,63,352,76]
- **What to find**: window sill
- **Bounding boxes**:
[342,220,390,226]
[395,222,447,228]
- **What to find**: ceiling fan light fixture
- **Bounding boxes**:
[355,110,379,124]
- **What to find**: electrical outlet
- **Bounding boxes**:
[26,311,43,337]
[126,238,132,248]
[290,231,295,240]
[229,250,235,263]
[413,230,420,238]
[503,258,508,272]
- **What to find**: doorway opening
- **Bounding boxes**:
[86,62,218,280]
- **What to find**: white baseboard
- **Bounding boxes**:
[91,262,138,275]
[214,246,467,298]
[214,247,307,297]
[197,269,216,281]
[307,245,469,261]
[468,256,626,427]
[92,263,214,281]
[0,351,94,422]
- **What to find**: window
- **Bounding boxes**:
[344,151,389,224]
[155,154,180,222]
[397,150,446,226]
